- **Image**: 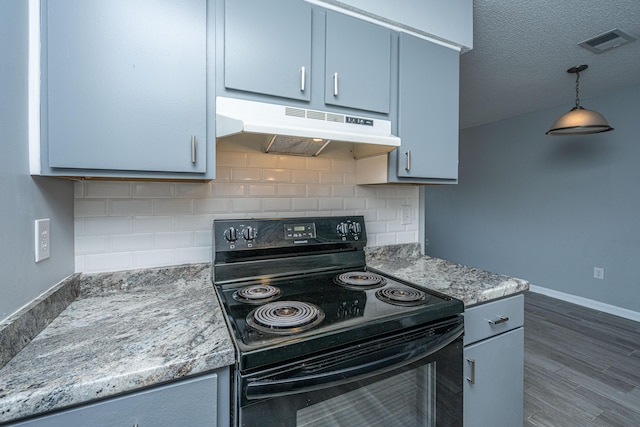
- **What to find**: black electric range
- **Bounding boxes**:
[211,216,463,372]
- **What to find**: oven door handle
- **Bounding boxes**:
[245,322,463,400]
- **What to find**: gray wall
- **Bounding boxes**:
[425,84,640,312]
[1,0,75,321]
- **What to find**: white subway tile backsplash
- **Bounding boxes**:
[263,169,291,182]
[217,151,246,167]
[319,198,343,211]
[110,233,154,252]
[195,198,230,213]
[248,184,278,197]
[110,199,153,216]
[175,182,213,198]
[174,214,213,231]
[133,249,175,269]
[133,216,174,233]
[230,168,262,181]
[75,235,109,255]
[85,217,131,235]
[84,181,131,199]
[154,199,194,215]
[73,146,420,273]
[75,199,108,217]
[247,153,278,168]
[154,231,194,249]
[132,182,175,198]
[263,198,292,212]
[231,198,262,213]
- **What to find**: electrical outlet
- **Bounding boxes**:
[401,205,412,225]
[593,267,604,280]
[35,219,50,262]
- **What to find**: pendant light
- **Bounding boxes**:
[546,65,613,135]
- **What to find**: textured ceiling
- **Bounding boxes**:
[460,0,640,129]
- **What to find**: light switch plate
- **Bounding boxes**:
[35,218,50,262]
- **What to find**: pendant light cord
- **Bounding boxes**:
[574,71,581,109]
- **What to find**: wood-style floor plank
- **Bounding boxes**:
[524,292,640,426]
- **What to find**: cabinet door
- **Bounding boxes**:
[464,328,524,427]
[46,0,207,173]
[10,373,218,426]
[224,0,312,101]
[324,11,391,114]
[397,33,458,179]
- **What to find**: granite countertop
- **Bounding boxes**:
[0,244,529,424]
[366,243,530,307]
[0,264,235,424]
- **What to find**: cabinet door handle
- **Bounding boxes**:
[191,135,197,164]
[405,150,411,172]
[300,66,306,92]
[333,72,339,96]
[488,316,509,326]
[466,358,476,384]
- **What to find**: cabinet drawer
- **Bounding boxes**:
[464,294,524,345]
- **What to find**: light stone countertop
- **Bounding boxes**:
[366,243,530,307]
[0,264,235,424]
[0,245,529,424]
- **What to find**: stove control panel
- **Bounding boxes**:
[214,216,367,253]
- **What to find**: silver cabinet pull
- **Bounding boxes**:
[466,358,476,384]
[191,135,197,164]
[333,72,339,96]
[300,66,306,92]
[405,150,411,172]
[488,316,509,326]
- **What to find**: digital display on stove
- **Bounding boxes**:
[284,223,316,240]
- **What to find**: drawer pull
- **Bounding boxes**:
[466,358,476,384]
[488,316,509,326]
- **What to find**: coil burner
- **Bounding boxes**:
[334,271,387,290]
[247,301,325,335]
[375,287,428,307]
[233,285,282,304]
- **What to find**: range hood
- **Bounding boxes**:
[215,97,400,158]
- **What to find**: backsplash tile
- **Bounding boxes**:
[74,141,420,273]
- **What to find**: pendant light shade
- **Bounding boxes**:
[546,65,613,136]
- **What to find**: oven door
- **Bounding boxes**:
[237,316,463,427]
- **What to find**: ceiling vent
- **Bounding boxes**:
[578,28,636,53]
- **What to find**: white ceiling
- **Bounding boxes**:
[459,0,640,129]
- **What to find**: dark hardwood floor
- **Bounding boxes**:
[524,291,640,426]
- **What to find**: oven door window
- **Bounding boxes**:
[297,362,436,426]
[239,318,463,427]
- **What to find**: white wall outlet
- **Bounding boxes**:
[35,218,50,262]
[593,267,604,280]
[401,205,412,225]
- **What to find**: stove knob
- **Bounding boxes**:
[348,222,362,235]
[224,227,238,242]
[336,222,349,236]
[243,226,256,241]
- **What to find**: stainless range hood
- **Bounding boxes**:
[215,97,400,158]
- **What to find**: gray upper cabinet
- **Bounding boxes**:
[324,11,392,114]
[42,0,213,179]
[396,32,459,180]
[356,33,459,184]
[224,0,312,102]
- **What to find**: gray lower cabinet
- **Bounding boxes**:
[41,0,214,179]
[356,32,459,184]
[8,370,229,427]
[463,295,524,427]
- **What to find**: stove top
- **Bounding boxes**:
[211,216,463,371]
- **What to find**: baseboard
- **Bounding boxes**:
[529,285,640,323]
